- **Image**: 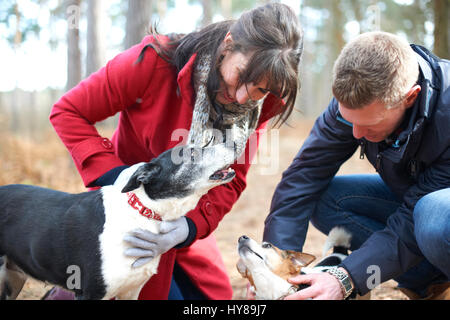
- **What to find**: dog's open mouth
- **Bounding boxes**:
[209,166,235,181]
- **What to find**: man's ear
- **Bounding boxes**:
[121,163,160,193]
[404,84,421,109]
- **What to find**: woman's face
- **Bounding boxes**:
[216,50,270,105]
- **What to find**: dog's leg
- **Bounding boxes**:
[116,290,140,300]
[116,286,143,300]
[0,256,27,300]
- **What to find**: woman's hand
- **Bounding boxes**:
[283,273,344,300]
[123,217,189,268]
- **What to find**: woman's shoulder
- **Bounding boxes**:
[113,35,171,68]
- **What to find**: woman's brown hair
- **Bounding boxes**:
[141,3,303,127]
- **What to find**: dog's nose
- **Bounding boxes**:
[238,235,249,243]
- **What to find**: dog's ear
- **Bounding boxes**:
[121,163,161,193]
[287,251,316,270]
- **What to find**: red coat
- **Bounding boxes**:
[50,36,284,299]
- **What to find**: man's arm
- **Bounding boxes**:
[263,98,358,250]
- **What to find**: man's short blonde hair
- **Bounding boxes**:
[332,31,419,109]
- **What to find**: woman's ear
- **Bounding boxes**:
[221,31,233,53]
[224,31,233,44]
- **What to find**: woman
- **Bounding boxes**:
[47,3,303,300]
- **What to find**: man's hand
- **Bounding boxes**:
[284,272,344,300]
[123,216,189,268]
[245,282,256,300]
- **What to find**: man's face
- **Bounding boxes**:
[338,85,421,143]
[339,100,410,143]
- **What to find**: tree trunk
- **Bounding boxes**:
[86,0,106,77]
[66,0,82,91]
[156,0,167,19]
[124,0,153,50]
[220,0,232,19]
[433,0,449,59]
[201,0,213,27]
[330,0,345,60]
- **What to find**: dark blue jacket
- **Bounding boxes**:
[263,45,450,295]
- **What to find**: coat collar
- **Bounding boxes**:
[177,53,197,107]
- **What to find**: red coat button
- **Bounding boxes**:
[101,138,113,149]
[204,202,213,216]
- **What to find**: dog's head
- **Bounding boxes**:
[236,235,315,299]
[119,143,235,217]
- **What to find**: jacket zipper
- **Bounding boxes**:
[376,153,382,172]
[359,140,365,159]
[410,159,417,179]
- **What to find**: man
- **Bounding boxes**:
[264,31,450,300]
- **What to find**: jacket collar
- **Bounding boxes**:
[383,47,442,162]
[412,44,440,121]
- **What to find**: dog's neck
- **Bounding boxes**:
[104,185,204,221]
[251,268,297,300]
[134,186,206,221]
[125,191,162,221]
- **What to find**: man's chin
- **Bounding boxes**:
[365,136,385,143]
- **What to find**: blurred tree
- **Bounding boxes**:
[200,0,213,26]
[433,0,449,59]
[156,0,168,19]
[220,0,232,19]
[66,0,82,91]
[0,1,41,45]
[124,0,153,49]
[86,0,106,76]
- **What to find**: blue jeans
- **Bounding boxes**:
[310,174,449,297]
[168,262,206,300]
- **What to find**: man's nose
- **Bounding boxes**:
[352,125,366,139]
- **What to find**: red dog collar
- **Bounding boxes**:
[126,192,162,221]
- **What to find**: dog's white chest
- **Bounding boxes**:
[99,186,161,299]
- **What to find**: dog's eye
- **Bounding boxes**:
[262,243,272,249]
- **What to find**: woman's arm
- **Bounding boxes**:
[49,36,158,187]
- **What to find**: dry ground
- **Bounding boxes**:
[0,119,407,300]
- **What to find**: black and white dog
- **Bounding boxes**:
[0,143,235,300]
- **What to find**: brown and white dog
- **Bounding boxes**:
[237,227,354,300]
